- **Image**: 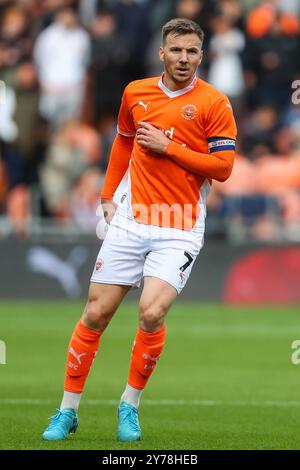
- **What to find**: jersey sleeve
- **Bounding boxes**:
[117,86,136,137]
[204,97,237,154]
[100,134,134,199]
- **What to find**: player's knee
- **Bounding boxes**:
[82,299,114,331]
[139,302,165,332]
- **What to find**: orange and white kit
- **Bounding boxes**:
[92,75,237,293]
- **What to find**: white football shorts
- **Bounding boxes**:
[91,212,204,294]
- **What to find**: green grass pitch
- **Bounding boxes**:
[1,301,300,450]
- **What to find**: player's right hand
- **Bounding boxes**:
[101,198,117,224]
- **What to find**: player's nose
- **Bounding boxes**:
[179,51,188,63]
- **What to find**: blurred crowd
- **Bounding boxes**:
[1,0,300,240]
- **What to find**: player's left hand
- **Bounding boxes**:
[136,122,169,154]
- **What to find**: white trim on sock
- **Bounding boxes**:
[120,384,143,408]
[60,391,82,412]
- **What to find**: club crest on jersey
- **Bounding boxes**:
[181,104,198,121]
[95,258,104,272]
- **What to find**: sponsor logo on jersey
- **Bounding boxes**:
[181,104,198,121]
[164,127,175,140]
[138,100,151,111]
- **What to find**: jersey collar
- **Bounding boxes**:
[158,74,198,98]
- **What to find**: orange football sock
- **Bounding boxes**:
[64,320,102,393]
[127,324,166,390]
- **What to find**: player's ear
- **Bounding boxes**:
[159,47,164,63]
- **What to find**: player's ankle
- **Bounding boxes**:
[120,384,143,408]
[60,391,82,412]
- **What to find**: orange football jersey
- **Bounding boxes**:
[114,75,237,230]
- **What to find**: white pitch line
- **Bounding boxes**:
[0,399,300,408]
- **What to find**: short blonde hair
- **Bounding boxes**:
[162,18,204,45]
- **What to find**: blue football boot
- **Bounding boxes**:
[117,401,141,442]
[42,408,78,441]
